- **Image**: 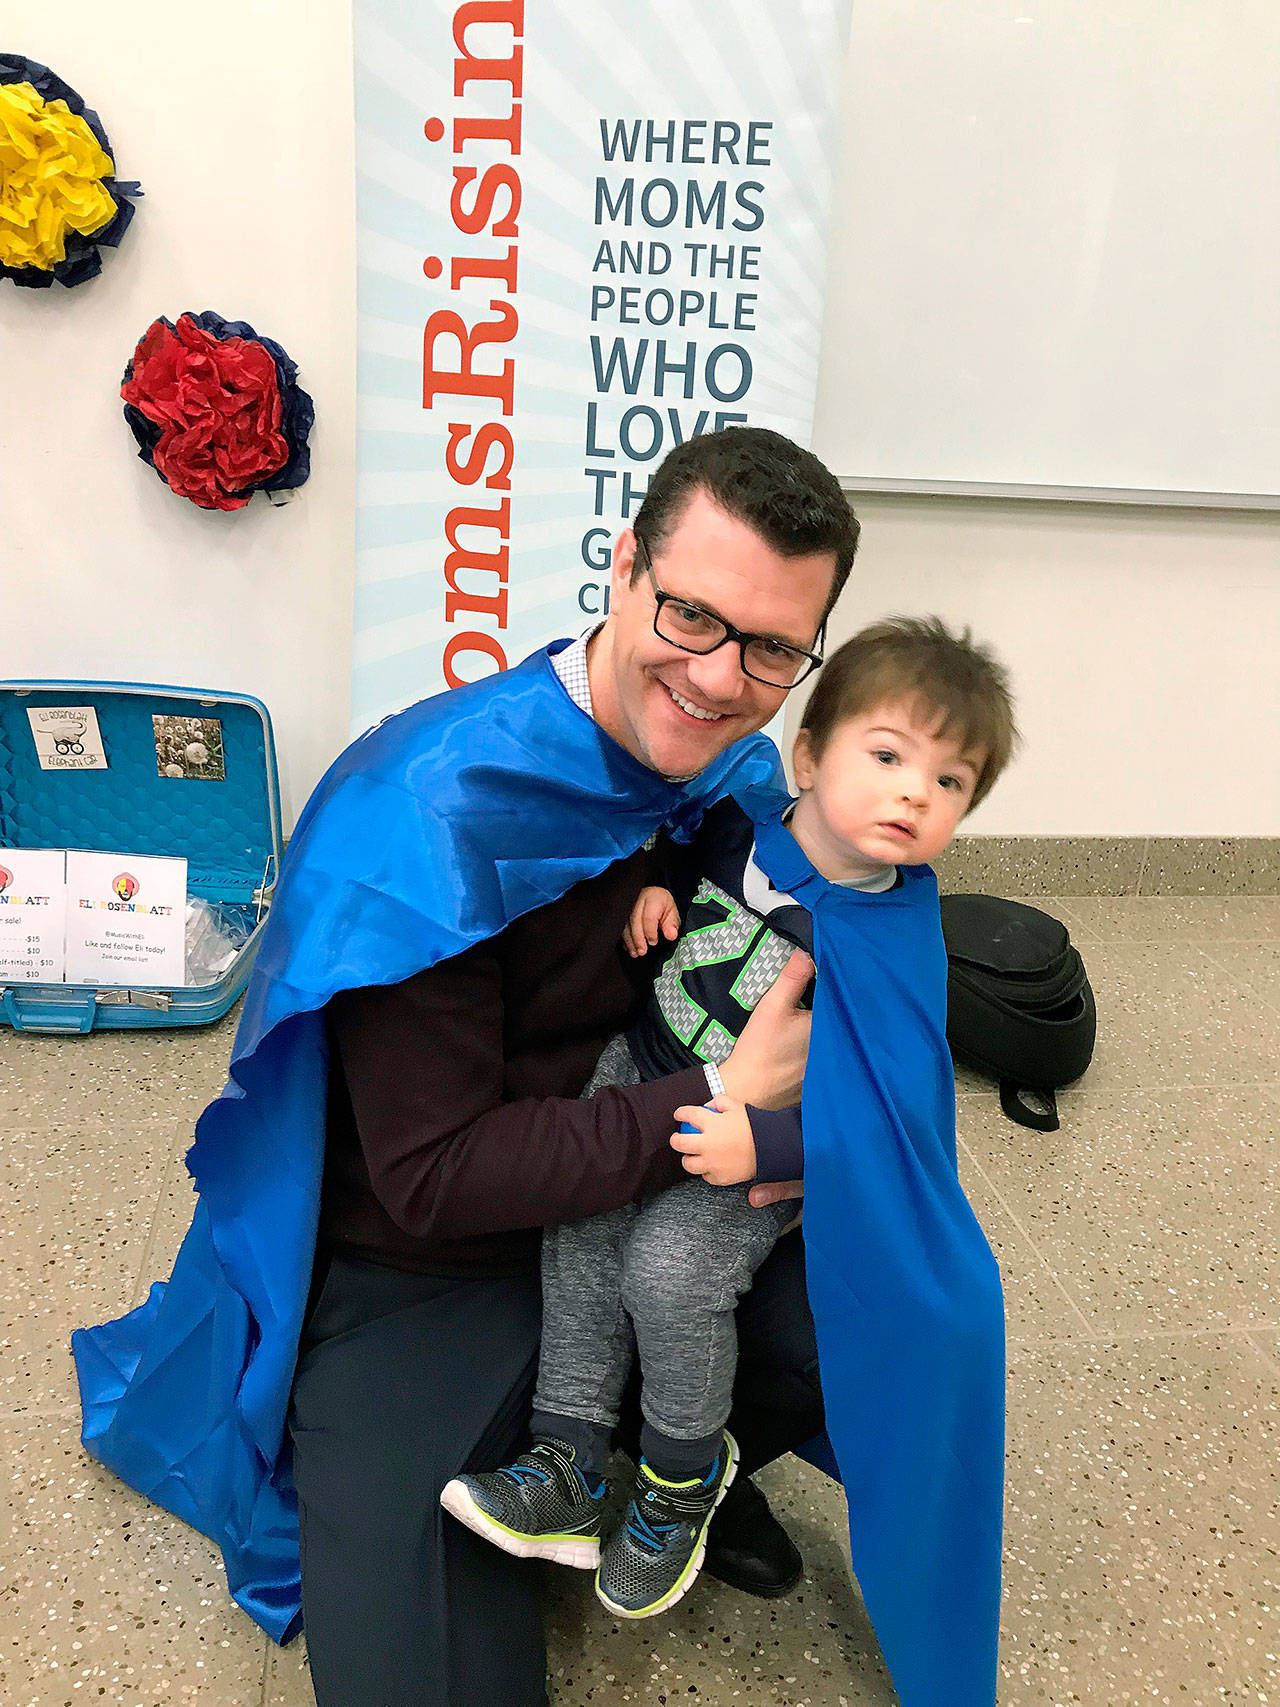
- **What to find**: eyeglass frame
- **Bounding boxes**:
[631,531,826,690]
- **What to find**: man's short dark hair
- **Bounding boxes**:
[632,427,860,622]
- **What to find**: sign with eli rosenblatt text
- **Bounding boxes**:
[64,851,187,988]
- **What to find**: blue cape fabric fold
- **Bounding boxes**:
[749,809,1005,1707]
[72,644,784,1642]
[72,647,1004,1706]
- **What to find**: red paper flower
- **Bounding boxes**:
[121,315,290,511]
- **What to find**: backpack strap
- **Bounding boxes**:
[999,1080,1060,1132]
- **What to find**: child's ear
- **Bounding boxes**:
[792,728,815,791]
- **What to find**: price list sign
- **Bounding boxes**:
[0,850,68,983]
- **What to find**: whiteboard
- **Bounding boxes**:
[810,2,1280,505]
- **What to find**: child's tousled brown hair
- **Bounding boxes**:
[798,616,1018,809]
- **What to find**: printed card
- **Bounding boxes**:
[65,851,187,988]
[26,706,108,771]
[0,850,68,983]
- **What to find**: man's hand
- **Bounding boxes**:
[748,1177,804,1234]
[671,1095,757,1186]
[718,949,814,1109]
[624,886,681,958]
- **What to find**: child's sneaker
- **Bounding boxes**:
[595,1432,738,1618]
[440,1438,604,1568]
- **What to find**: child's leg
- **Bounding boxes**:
[532,1202,638,1477]
[530,1032,646,1476]
[438,1036,643,1567]
[621,1179,796,1479]
[593,1181,794,1619]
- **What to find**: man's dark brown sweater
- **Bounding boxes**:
[320,843,709,1278]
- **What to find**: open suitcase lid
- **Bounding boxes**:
[0,681,283,907]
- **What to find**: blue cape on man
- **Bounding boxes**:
[73,643,1006,1707]
[71,644,784,1642]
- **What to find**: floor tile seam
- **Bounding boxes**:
[1056,1078,1280,1102]
[0,1399,79,1427]
[0,1113,201,1141]
[1086,937,1223,964]
[1134,837,1152,896]
[1198,943,1280,1017]
[1007,1321,1278,1356]
[1071,931,1280,946]
[956,1142,1096,1335]
[259,1636,272,1707]
[1001,1288,1280,1347]
[128,1147,180,1311]
[1241,1331,1280,1375]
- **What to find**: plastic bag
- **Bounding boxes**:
[185,897,252,986]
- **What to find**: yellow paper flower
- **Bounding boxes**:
[0,80,118,270]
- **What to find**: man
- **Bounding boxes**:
[295,429,858,1705]
[74,428,859,1707]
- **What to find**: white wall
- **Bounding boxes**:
[0,3,357,830]
[786,493,1280,837]
[3,6,1276,837]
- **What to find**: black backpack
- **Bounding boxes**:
[940,894,1096,1131]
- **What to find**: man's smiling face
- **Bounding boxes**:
[588,489,836,778]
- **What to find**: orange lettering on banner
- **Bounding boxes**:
[453,1,524,98]
[450,165,522,238]
[422,303,517,413]
[444,500,510,627]
[444,631,508,688]
[426,0,524,687]
[445,422,514,489]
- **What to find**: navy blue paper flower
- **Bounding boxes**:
[0,54,141,289]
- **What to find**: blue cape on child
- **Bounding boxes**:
[72,642,1005,1707]
[751,813,1006,1707]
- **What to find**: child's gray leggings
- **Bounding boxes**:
[533,1036,796,1468]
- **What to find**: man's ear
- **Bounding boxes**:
[792,727,816,791]
[610,530,637,602]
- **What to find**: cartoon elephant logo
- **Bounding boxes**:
[113,873,140,902]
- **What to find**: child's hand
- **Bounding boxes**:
[670,1095,758,1186]
[624,886,681,958]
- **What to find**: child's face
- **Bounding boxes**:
[790,699,983,880]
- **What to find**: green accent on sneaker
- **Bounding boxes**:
[595,1432,739,1619]
[439,1437,604,1570]
[641,1466,706,1489]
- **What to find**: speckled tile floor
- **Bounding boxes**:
[2,896,1277,1706]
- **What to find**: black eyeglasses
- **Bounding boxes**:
[633,532,824,690]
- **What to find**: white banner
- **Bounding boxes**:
[352,0,851,733]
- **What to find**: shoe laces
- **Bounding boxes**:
[495,1439,568,1489]
[497,1439,601,1500]
[500,1460,551,1487]
[626,1499,679,1554]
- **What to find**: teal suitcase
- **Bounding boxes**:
[0,680,281,1033]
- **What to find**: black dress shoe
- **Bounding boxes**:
[703,1474,803,1598]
